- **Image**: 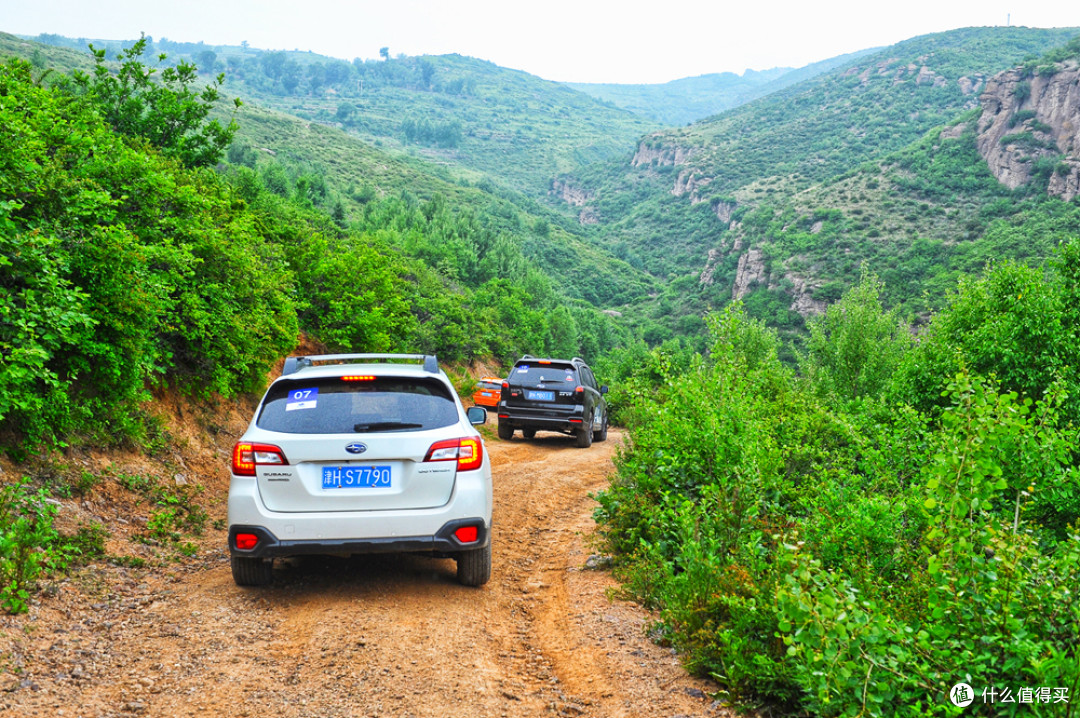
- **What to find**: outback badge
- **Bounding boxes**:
[345,442,368,454]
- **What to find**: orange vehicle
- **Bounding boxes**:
[471,376,504,408]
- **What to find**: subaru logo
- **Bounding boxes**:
[345,442,367,454]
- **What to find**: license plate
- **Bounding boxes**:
[525,389,554,402]
[322,465,392,489]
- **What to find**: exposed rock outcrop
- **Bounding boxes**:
[916,66,947,88]
[785,273,827,316]
[699,248,722,286]
[631,139,694,168]
[673,170,710,198]
[958,76,984,95]
[714,200,737,224]
[550,178,593,207]
[732,249,767,299]
[976,62,1080,201]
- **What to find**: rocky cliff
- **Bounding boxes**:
[976,61,1080,201]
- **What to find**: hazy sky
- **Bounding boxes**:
[2,1,1077,84]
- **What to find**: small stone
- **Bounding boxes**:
[583,554,612,570]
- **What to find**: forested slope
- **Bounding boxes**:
[21,32,660,199]
[0,49,632,450]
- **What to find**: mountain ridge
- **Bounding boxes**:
[567,48,879,126]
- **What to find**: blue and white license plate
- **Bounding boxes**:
[322,465,392,489]
[525,389,555,402]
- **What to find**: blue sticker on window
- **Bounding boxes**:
[286,387,318,411]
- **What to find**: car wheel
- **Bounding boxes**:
[456,542,492,586]
[575,423,593,448]
[231,556,273,586]
[593,412,608,442]
[522,428,537,439]
[497,421,514,440]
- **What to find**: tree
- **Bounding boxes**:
[281,59,302,94]
[197,50,217,73]
[420,59,435,89]
[336,102,355,123]
[260,50,286,80]
[379,46,390,61]
[68,35,240,168]
[799,269,909,403]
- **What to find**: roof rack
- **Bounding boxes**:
[518,355,586,365]
[282,353,439,376]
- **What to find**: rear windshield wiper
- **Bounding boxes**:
[353,421,425,432]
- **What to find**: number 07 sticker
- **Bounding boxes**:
[285,387,318,411]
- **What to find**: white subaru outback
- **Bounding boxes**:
[227,354,492,587]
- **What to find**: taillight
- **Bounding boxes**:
[424,437,484,472]
[341,375,375,381]
[574,385,585,402]
[232,442,288,476]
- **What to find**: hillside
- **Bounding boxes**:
[0,31,657,312]
[696,36,1080,327]
[21,32,660,200]
[567,48,876,126]
[555,26,1080,343]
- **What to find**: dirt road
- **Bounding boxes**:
[1,429,723,717]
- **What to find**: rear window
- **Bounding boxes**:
[257,376,458,434]
[510,363,577,389]
[475,381,502,391]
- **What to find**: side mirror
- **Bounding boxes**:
[467,406,488,425]
[600,385,609,395]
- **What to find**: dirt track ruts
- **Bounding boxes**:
[1,428,724,717]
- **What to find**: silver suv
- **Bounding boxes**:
[227,354,492,587]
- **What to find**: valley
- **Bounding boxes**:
[4,21,1080,717]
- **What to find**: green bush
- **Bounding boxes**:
[0,480,66,614]
[595,261,1080,714]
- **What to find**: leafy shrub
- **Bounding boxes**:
[596,260,1080,714]
[0,480,66,614]
[798,270,910,404]
[777,373,1080,716]
[65,35,239,168]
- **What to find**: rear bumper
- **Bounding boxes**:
[498,404,585,431]
[228,518,489,558]
[226,464,492,552]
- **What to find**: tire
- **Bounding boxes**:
[593,412,608,442]
[497,421,514,440]
[456,542,491,587]
[522,428,537,439]
[575,423,593,448]
[231,555,273,586]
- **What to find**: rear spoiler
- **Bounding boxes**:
[282,354,439,376]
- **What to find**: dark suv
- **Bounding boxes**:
[497,356,608,448]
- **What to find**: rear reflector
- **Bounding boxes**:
[454,526,479,543]
[235,533,258,550]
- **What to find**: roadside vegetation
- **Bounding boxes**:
[0,43,631,612]
[595,254,1080,714]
